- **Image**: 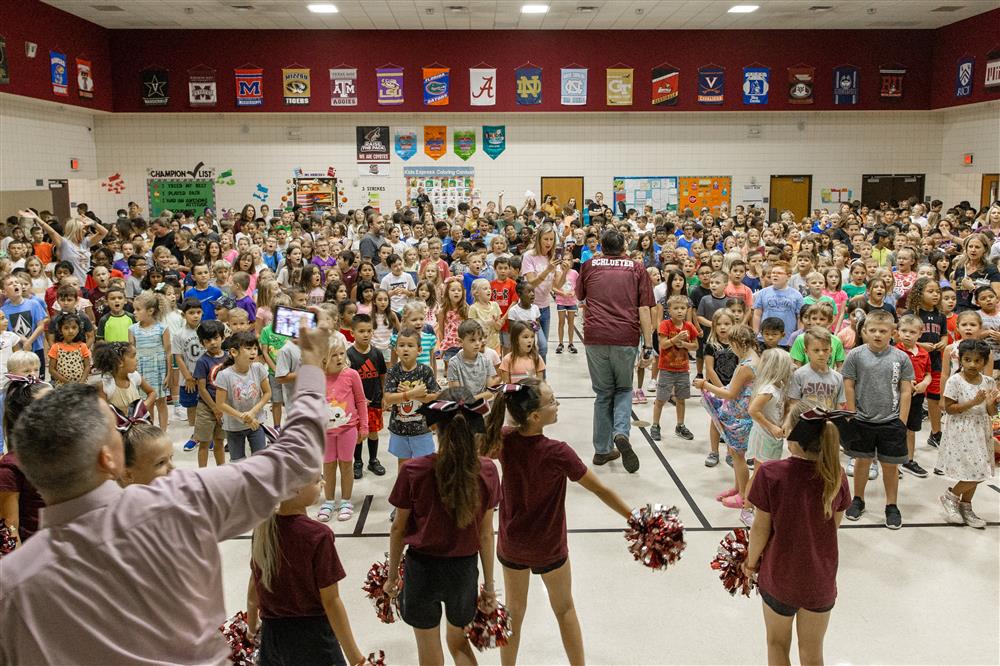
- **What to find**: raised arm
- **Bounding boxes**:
[20,210,63,248]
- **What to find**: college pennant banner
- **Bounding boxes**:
[833,66,859,105]
[697,66,724,105]
[357,126,390,163]
[454,128,476,161]
[955,57,974,98]
[188,68,217,107]
[329,67,357,106]
[987,54,1000,90]
[651,66,679,106]
[51,51,68,96]
[282,67,310,105]
[0,37,9,85]
[515,66,542,105]
[482,125,506,159]
[879,67,905,99]
[394,128,418,161]
[423,66,450,106]
[560,68,587,106]
[742,66,769,105]
[377,67,404,105]
[424,125,446,160]
[141,67,168,106]
[469,67,497,106]
[787,65,814,104]
[235,67,264,106]
[606,67,634,106]
[76,57,94,99]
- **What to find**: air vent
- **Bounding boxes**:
[91,4,125,10]
[931,5,965,11]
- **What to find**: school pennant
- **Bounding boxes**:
[235,67,264,106]
[51,51,69,96]
[955,57,974,98]
[787,65,814,104]
[697,66,724,105]
[879,67,905,99]
[742,66,769,105]
[560,68,587,106]
[329,68,357,106]
[469,68,496,106]
[515,66,542,105]
[377,67,404,105]
[188,68,217,107]
[282,67,310,105]
[141,67,168,106]
[423,66,450,106]
[651,66,679,106]
[606,67,634,106]
[833,66,858,105]
[76,57,94,99]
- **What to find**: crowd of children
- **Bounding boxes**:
[0,196,997,664]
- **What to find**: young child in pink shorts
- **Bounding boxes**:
[319,337,368,523]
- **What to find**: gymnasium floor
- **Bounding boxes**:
[167,341,1000,666]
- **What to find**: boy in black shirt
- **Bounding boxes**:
[348,314,387,479]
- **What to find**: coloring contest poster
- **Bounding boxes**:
[678,177,731,215]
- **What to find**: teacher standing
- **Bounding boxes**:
[575,229,654,474]
[520,223,569,361]
[25,210,107,284]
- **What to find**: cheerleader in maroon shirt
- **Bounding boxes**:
[744,406,851,666]
[483,379,633,666]
[384,387,501,666]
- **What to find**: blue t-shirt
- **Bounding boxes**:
[2,298,49,351]
[676,236,697,256]
[753,286,804,346]
[193,352,227,403]
[185,285,224,320]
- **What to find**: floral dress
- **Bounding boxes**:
[937,372,996,482]
[130,322,167,393]
[702,359,755,453]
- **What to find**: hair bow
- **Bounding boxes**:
[111,400,152,432]
[4,373,47,387]
[787,407,854,444]
[489,383,526,395]
[417,398,490,432]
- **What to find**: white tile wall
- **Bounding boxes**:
[3,97,997,220]
[0,93,99,192]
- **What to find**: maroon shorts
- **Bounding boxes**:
[367,406,384,433]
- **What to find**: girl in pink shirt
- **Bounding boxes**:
[319,338,368,523]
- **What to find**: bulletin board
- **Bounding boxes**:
[404,166,479,216]
[294,177,338,213]
[612,176,679,214]
[147,179,215,218]
[678,177,732,216]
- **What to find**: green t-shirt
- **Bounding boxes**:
[843,283,867,299]
[789,331,846,368]
[258,324,289,375]
[803,294,838,316]
[98,312,136,343]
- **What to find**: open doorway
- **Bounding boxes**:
[540,177,584,217]
[769,175,812,222]
[861,174,925,208]
[982,173,999,208]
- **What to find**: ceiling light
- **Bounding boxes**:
[521,4,549,14]
[307,3,339,13]
[727,4,759,13]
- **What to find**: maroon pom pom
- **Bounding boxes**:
[465,587,513,651]
[710,528,757,598]
[361,554,406,624]
[0,520,17,556]
[624,504,686,570]
[366,649,387,666]
[218,611,258,665]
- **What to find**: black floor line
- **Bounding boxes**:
[631,410,713,530]
[352,495,373,536]
[989,484,1000,494]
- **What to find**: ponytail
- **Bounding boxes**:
[816,422,842,520]
[482,378,543,459]
[435,412,481,529]
[250,513,281,592]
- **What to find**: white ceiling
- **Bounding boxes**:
[42,0,999,30]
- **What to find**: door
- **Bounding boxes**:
[48,180,70,221]
[893,174,925,207]
[540,177,584,218]
[769,175,811,222]
[982,173,999,208]
[861,174,925,208]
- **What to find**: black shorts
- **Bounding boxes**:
[497,552,567,575]
[259,616,346,666]
[840,418,908,464]
[761,589,835,618]
[696,334,707,359]
[905,393,925,432]
[400,549,479,629]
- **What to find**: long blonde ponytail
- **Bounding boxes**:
[250,512,282,591]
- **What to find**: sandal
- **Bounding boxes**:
[337,501,354,522]
[721,494,745,509]
[317,501,336,523]
[715,487,739,502]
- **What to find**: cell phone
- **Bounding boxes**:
[554,246,564,260]
[273,305,317,339]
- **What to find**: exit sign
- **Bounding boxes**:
[69,158,79,170]
[963,153,974,165]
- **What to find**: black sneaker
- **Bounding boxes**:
[725,454,734,468]
[592,449,622,466]
[555,343,564,354]
[902,460,928,478]
[747,458,756,469]
[933,467,944,475]
[926,432,941,448]
[568,343,578,354]
[885,504,903,530]
[353,461,363,480]
[614,434,640,473]
[675,424,694,440]
[846,496,865,521]
[368,458,386,476]
[650,424,662,441]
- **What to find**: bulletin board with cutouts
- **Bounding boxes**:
[678,177,731,216]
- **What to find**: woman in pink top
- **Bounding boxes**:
[520,224,570,361]
[319,338,368,523]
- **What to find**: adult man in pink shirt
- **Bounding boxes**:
[575,229,655,474]
[0,325,333,664]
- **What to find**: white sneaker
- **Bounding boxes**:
[173,405,186,420]
[846,458,855,477]
[646,380,657,392]
[959,502,986,529]
[868,463,879,480]
[939,491,963,524]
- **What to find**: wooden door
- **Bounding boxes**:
[49,180,71,220]
[769,175,812,222]
[982,173,999,208]
[540,177,584,217]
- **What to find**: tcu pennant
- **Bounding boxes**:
[879,67,905,99]
[470,68,496,106]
